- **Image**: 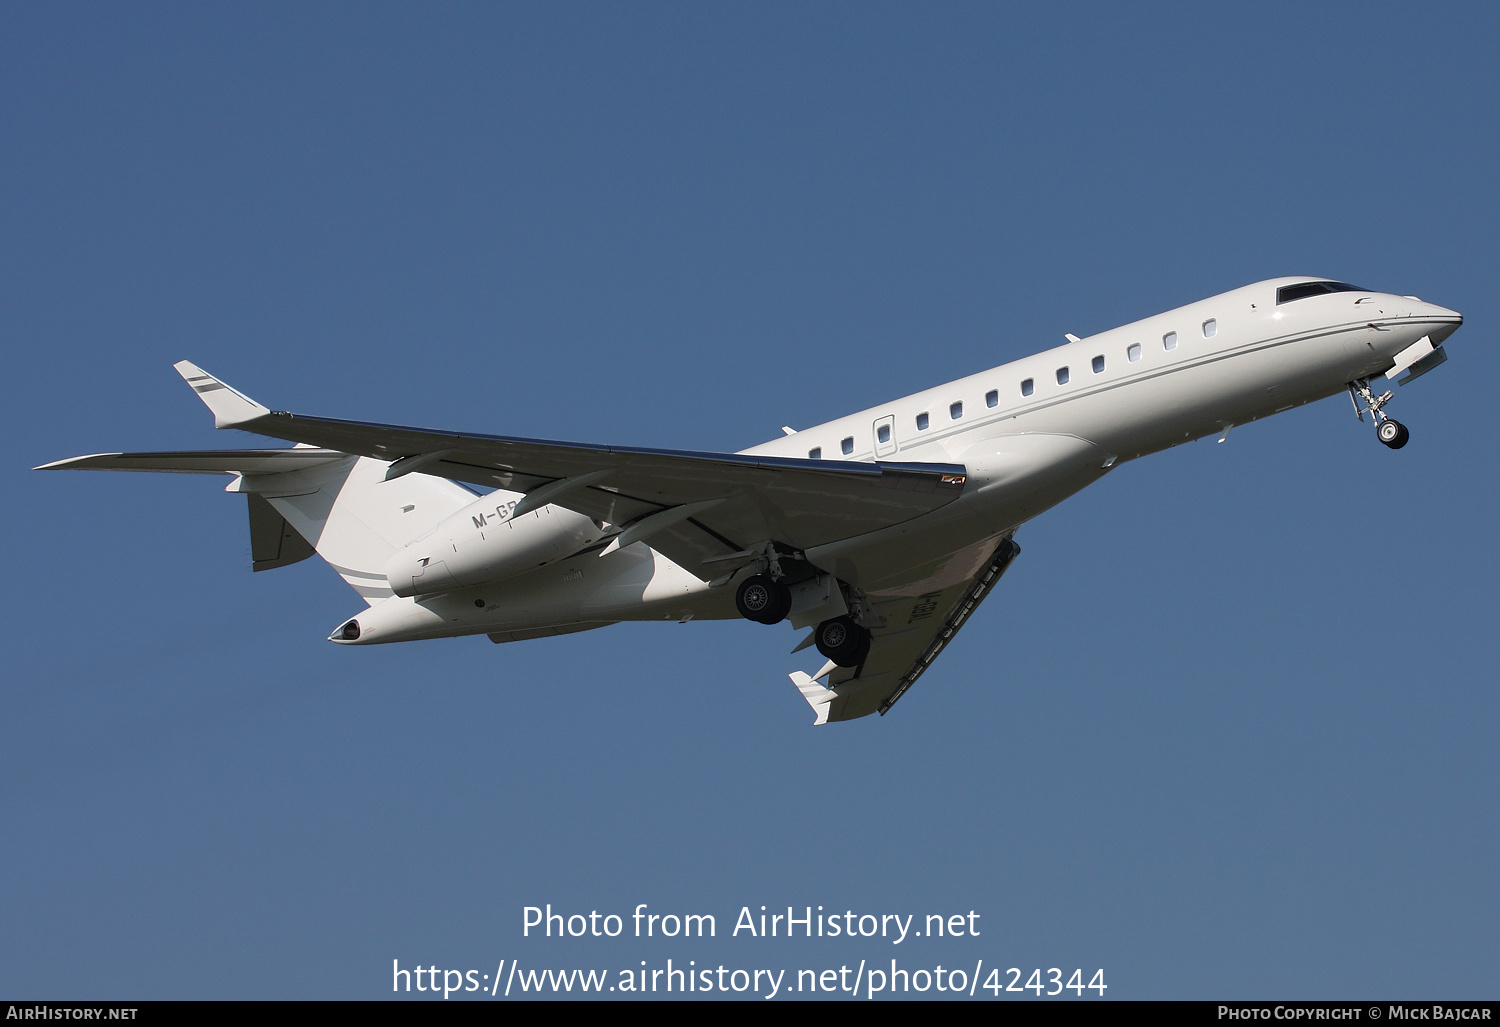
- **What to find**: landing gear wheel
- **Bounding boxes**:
[735,574,792,625]
[1350,380,1411,450]
[815,615,871,668]
[1377,419,1409,449]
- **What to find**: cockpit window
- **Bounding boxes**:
[1276,281,1369,304]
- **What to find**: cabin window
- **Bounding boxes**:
[916,412,929,431]
[985,389,998,408]
[1056,366,1070,385]
[1127,342,1142,362]
[1021,378,1034,397]
[841,436,854,456]
[1202,318,1217,338]
[1163,331,1178,351]
[950,401,963,420]
[876,424,891,444]
[1092,355,1105,374]
[808,447,821,460]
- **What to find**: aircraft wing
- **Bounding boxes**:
[790,537,1020,724]
[171,362,969,572]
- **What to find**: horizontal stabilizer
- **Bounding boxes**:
[174,360,271,428]
[35,449,348,474]
[40,445,479,605]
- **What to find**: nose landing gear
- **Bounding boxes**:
[1376,418,1409,449]
[1349,378,1410,449]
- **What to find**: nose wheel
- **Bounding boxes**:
[1349,378,1411,450]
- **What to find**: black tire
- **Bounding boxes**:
[815,615,871,667]
[735,574,792,625]
[1378,419,1409,449]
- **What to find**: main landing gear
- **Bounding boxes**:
[735,573,792,625]
[732,551,872,669]
[813,615,870,668]
[1348,378,1410,450]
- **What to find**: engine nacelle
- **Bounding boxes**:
[384,492,602,597]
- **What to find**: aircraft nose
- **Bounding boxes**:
[1425,302,1463,346]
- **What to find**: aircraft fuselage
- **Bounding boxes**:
[347,276,1460,644]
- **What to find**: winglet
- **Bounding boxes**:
[789,667,839,726]
[173,361,271,429]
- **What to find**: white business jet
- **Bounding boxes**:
[39,278,1460,724]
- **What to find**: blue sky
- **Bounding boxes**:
[2,2,1496,1000]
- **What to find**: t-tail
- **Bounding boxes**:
[35,362,476,604]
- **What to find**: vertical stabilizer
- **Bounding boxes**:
[247,493,317,571]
